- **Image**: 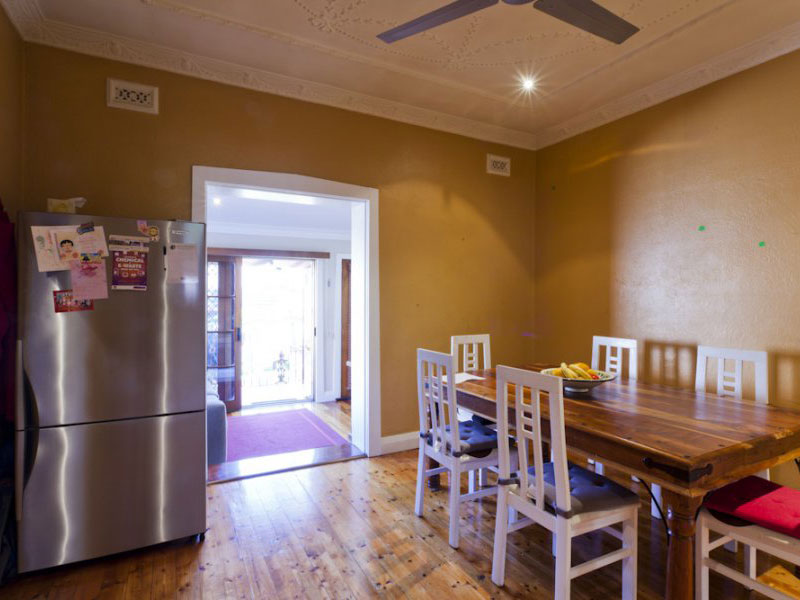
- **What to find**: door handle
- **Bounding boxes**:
[236,327,241,342]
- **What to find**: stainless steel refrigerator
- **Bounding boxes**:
[15,212,207,573]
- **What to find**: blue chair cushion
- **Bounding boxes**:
[526,462,639,517]
[425,420,498,456]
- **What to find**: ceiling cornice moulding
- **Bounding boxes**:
[535,19,800,148]
[4,0,800,151]
[1,0,538,150]
[144,0,514,107]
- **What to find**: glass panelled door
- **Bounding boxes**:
[206,256,242,412]
[241,258,315,405]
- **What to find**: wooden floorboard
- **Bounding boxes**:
[2,450,778,599]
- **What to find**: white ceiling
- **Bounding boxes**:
[5,0,800,148]
[206,184,352,240]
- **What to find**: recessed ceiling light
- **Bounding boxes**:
[212,197,222,206]
[521,77,536,92]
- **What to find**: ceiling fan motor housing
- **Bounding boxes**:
[502,0,534,4]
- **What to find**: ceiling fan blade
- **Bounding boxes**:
[377,0,499,44]
[533,0,639,44]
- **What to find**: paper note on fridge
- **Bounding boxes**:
[56,226,109,266]
[76,226,109,258]
[166,244,199,284]
[70,254,109,300]
[31,226,66,272]
[31,225,110,272]
[110,244,149,291]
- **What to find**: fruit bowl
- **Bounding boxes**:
[541,364,617,394]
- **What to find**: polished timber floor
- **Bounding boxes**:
[3,452,781,599]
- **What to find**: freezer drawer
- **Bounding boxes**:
[16,412,206,573]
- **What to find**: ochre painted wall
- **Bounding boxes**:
[22,44,536,438]
[0,8,22,218]
[535,48,800,485]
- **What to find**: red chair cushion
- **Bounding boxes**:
[704,476,800,539]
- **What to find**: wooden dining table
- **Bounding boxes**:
[453,364,800,600]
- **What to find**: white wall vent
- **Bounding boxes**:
[107,79,159,115]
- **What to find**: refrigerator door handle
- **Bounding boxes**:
[15,339,40,430]
[15,339,40,521]
[15,339,22,429]
[16,428,39,521]
[15,431,23,520]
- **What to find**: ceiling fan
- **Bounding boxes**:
[377,0,639,45]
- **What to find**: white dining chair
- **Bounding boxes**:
[695,345,768,406]
[591,337,663,520]
[695,345,768,563]
[451,333,493,490]
[491,366,639,598]
[451,333,492,372]
[589,337,642,490]
[696,475,800,600]
[415,348,503,548]
[592,336,638,381]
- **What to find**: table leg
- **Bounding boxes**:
[662,489,703,600]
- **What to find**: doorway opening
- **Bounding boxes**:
[194,166,380,483]
[242,256,316,406]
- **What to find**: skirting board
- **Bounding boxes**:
[379,431,419,455]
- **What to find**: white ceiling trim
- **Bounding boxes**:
[536,18,800,148]
[145,0,514,106]
[208,220,350,241]
[0,0,539,150]
[4,0,800,150]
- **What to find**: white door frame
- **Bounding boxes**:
[332,253,351,401]
[192,166,380,456]
[312,257,325,405]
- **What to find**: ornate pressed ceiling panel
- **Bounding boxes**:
[4,0,800,149]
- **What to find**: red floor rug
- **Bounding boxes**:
[225,409,349,462]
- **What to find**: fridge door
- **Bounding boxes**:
[18,212,206,428]
[16,412,206,573]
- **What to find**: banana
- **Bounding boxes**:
[569,364,592,380]
[551,368,563,377]
[560,362,578,379]
[576,362,591,371]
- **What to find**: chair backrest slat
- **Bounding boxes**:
[417,349,460,454]
[591,336,638,381]
[451,334,491,372]
[496,366,571,515]
[696,346,768,404]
